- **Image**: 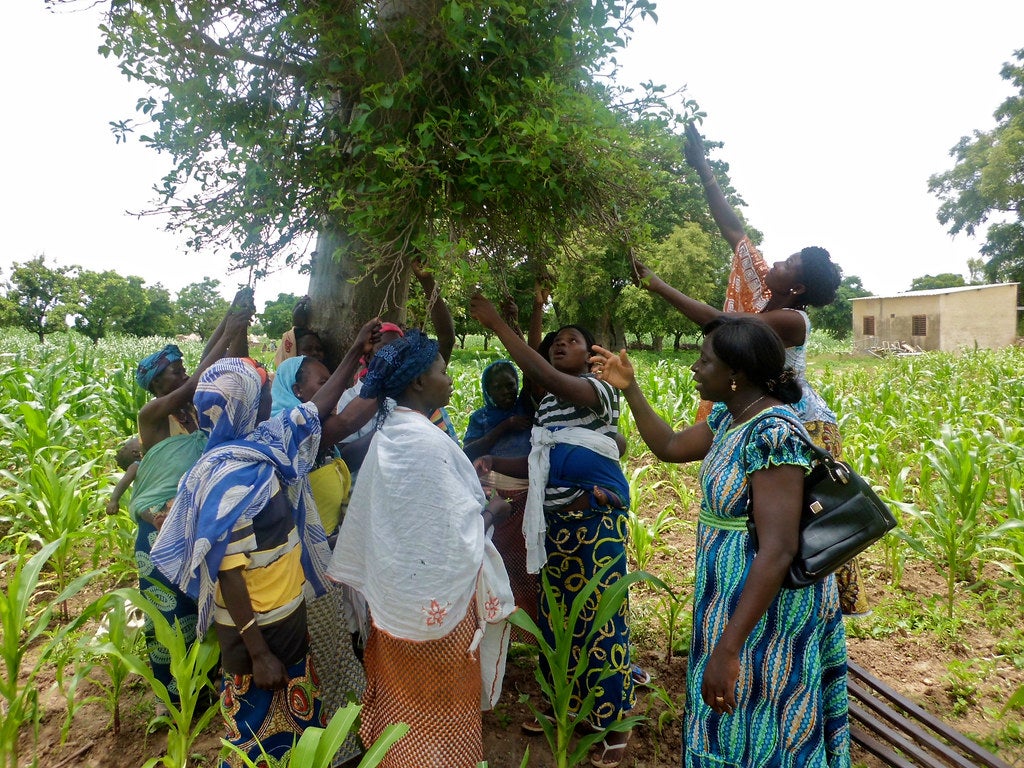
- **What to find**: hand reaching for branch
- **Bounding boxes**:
[469,293,502,330]
[630,253,655,289]
[589,345,636,390]
[683,122,710,173]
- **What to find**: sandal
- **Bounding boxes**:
[630,663,651,686]
[590,730,631,768]
[520,709,555,735]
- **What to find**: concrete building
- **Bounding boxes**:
[851,283,1019,354]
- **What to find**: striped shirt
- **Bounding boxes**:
[214,480,308,673]
[535,374,620,511]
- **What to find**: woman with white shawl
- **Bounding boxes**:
[328,330,515,768]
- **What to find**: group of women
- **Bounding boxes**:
[113,125,855,768]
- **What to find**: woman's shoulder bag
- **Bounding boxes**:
[742,410,897,589]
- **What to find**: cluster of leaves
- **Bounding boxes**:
[0,255,234,342]
[929,47,1024,301]
[98,1,686,275]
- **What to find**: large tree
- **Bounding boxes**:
[175,277,230,339]
[71,269,150,343]
[93,0,691,355]
[4,256,77,343]
[928,48,1024,298]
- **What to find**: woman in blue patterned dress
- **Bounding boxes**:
[591,316,850,768]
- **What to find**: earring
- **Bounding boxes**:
[730,379,737,392]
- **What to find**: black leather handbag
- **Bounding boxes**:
[743,411,897,589]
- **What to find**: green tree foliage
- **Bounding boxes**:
[91,0,697,350]
[4,256,76,343]
[71,270,150,343]
[126,283,180,338]
[258,292,302,340]
[909,273,967,292]
[175,277,230,340]
[928,48,1024,298]
[617,223,729,349]
[807,275,872,340]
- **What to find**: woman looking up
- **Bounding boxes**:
[591,317,850,768]
[130,291,252,715]
[328,330,515,768]
[633,122,867,616]
[469,294,634,768]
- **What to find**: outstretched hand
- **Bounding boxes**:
[589,345,636,390]
[231,286,256,318]
[469,293,502,330]
[683,122,709,172]
[630,253,655,289]
[354,317,382,356]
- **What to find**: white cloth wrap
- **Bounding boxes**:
[524,425,622,574]
[327,408,514,709]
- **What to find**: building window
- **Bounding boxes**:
[912,315,927,336]
[863,316,875,336]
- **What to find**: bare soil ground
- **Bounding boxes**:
[20,525,1024,768]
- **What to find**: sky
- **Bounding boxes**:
[3,1,1024,306]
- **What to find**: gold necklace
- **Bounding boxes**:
[733,395,768,423]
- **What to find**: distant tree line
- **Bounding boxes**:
[0,255,241,344]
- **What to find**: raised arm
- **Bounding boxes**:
[684,123,746,251]
[527,278,551,350]
[201,287,254,361]
[470,293,600,409]
[633,256,724,329]
[590,345,712,463]
[412,261,455,362]
[632,256,807,347]
[310,318,380,421]
[137,310,251,449]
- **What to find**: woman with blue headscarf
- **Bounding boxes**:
[329,331,515,768]
[152,318,378,768]
[130,293,251,716]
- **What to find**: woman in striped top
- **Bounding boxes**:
[469,294,635,768]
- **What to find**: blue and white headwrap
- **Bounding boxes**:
[359,329,439,426]
[151,358,331,635]
[270,355,306,418]
[136,344,183,391]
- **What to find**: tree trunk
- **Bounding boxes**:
[307,224,412,366]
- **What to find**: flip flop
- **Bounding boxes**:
[631,662,652,686]
[590,730,631,768]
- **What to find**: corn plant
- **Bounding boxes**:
[624,465,681,572]
[80,594,147,735]
[897,426,997,618]
[506,558,672,768]
[93,587,220,768]
[0,539,97,768]
[653,583,691,662]
[0,451,104,619]
[222,702,410,768]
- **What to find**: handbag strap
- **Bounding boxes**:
[738,409,838,519]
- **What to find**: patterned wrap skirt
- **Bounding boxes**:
[487,485,537,643]
[540,504,635,729]
[220,651,324,768]
[135,514,200,703]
